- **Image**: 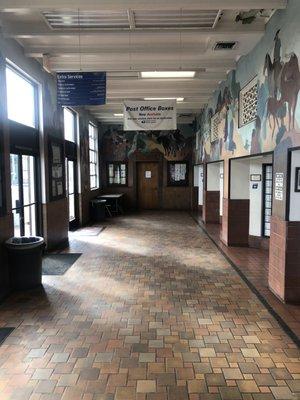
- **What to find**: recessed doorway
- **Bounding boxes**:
[137,162,159,210]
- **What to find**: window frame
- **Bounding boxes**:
[107,162,128,187]
[89,122,99,190]
[63,107,77,143]
[5,62,39,130]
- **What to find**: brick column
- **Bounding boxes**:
[221,198,250,246]
[268,215,300,303]
[202,190,220,223]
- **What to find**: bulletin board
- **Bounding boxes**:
[48,137,66,201]
[167,161,189,186]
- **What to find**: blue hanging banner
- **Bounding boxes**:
[57,72,106,106]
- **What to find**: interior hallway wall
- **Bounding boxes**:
[99,123,195,210]
[0,32,99,297]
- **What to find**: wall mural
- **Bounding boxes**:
[102,124,194,161]
[195,1,300,164]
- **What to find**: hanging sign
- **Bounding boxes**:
[57,72,106,106]
[123,100,177,131]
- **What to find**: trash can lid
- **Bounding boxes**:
[5,236,44,250]
[91,199,107,204]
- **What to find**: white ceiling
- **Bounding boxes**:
[0,0,287,124]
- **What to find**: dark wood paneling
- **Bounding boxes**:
[203,190,220,224]
[137,162,159,210]
[221,199,250,247]
[269,215,300,303]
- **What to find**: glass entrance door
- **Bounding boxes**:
[10,154,38,236]
[65,158,78,229]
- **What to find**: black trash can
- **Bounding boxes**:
[6,236,45,290]
[90,199,106,222]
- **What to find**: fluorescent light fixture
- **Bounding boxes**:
[141,71,195,79]
[144,97,184,102]
[114,113,124,117]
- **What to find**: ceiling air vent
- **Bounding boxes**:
[214,41,237,50]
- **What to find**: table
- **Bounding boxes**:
[97,194,124,214]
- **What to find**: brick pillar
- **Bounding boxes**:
[268,215,300,303]
[202,190,220,224]
[221,198,249,246]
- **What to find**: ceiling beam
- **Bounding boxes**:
[0,0,287,11]
[44,57,235,71]
[127,9,136,30]
[3,23,266,38]
[106,79,218,90]
[25,45,208,58]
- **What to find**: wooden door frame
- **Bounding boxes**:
[133,153,164,210]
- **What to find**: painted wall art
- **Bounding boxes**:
[102,124,195,162]
[195,0,300,164]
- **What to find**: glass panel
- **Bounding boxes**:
[89,150,95,164]
[89,123,99,189]
[24,205,36,236]
[10,154,20,209]
[63,108,75,142]
[68,160,75,194]
[69,193,75,221]
[90,163,96,176]
[65,159,68,193]
[22,155,35,206]
[12,209,21,237]
[6,66,36,128]
[90,175,96,189]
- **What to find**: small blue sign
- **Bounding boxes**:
[57,72,106,106]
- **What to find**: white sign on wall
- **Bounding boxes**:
[123,100,177,131]
[275,172,284,201]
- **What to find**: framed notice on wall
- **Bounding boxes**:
[48,137,65,201]
[167,161,189,186]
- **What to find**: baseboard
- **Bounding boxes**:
[46,238,69,252]
[249,235,269,250]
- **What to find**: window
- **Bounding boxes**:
[108,162,127,186]
[89,123,99,190]
[63,108,76,142]
[10,154,38,236]
[167,161,189,186]
[6,65,37,128]
[66,160,76,222]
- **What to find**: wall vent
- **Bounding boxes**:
[239,76,258,127]
[214,41,237,50]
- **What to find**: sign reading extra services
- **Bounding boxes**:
[57,72,106,106]
[123,100,177,131]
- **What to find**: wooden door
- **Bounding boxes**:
[137,162,159,209]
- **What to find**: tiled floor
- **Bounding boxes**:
[0,211,299,400]
[192,214,300,343]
